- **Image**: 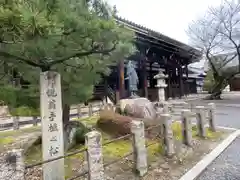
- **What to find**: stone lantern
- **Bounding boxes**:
[154,70,168,102]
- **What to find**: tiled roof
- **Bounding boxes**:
[114,16,201,57]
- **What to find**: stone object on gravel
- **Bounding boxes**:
[63,121,90,150]
[98,109,162,139]
[121,98,157,119]
[21,121,90,153]
[97,109,133,137]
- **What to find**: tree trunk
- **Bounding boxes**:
[62,104,70,125]
[207,77,225,100]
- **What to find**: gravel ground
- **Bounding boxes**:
[197,137,240,180]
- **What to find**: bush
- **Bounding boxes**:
[75,127,89,144]
[0,86,39,110]
[97,109,133,137]
[0,86,18,107]
[10,106,40,116]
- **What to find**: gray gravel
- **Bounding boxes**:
[197,137,240,180]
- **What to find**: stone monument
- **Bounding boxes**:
[40,71,65,180]
[154,70,168,102]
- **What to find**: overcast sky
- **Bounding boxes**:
[107,0,222,44]
[107,0,223,68]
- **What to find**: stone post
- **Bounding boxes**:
[88,104,93,117]
[40,71,65,180]
[77,104,82,119]
[85,131,104,180]
[182,102,189,109]
[161,114,175,157]
[0,149,25,180]
[162,101,169,113]
[154,70,168,102]
[32,116,38,126]
[195,106,206,138]
[131,120,148,176]
[181,109,192,146]
[108,103,114,111]
[208,103,217,132]
[13,116,19,130]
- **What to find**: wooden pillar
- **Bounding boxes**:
[142,56,148,98]
[185,64,189,95]
[166,66,171,99]
[179,66,184,98]
[172,68,176,98]
[119,59,125,99]
[149,62,154,88]
[164,57,171,99]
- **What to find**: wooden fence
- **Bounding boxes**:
[0,101,108,131]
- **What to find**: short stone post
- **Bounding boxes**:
[77,104,82,119]
[195,106,206,138]
[131,120,148,176]
[0,149,25,180]
[32,116,38,126]
[106,103,113,111]
[88,104,93,117]
[85,131,104,180]
[162,101,169,113]
[13,116,19,130]
[181,110,192,146]
[161,114,175,157]
[208,103,217,132]
[182,102,189,109]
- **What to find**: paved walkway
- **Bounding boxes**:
[197,137,240,180]
[195,92,240,179]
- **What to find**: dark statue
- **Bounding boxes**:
[125,61,139,97]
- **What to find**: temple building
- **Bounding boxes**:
[93,17,202,104]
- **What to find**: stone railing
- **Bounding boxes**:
[0,103,217,180]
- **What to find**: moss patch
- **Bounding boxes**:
[77,116,99,126]
[146,139,164,162]
[172,122,183,140]
[0,137,14,145]
[24,144,42,164]
[0,126,41,138]
[172,121,223,140]
[103,140,132,158]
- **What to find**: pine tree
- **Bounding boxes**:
[0,0,135,122]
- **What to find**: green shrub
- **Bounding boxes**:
[0,86,39,111]
[74,126,90,144]
[10,106,40,116]
[0,86,18,107]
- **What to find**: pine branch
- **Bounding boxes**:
[0,51,41,68]
[62,62,94,71]
[49,42,117,67]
